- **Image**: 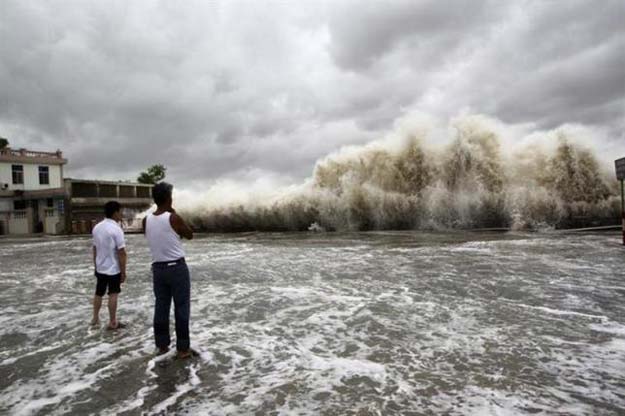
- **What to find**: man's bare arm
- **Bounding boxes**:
[118,248,127,283]
[142,217,147,234]
[93,246,97,268]
[170,212,193,240]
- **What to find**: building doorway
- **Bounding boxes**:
[32,200,43,233]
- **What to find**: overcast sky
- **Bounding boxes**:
[1,0,623,188]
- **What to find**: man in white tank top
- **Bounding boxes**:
[143,182,195,359]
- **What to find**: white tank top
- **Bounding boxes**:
[145,212,186,263]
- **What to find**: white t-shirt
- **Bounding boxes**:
[92,218,126,275]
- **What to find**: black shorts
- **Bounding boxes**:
[95,272,122,296]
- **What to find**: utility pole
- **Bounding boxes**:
[615,157,625,245]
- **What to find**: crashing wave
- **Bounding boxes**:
[181,114,620,232]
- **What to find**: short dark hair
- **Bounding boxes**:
[104,201,122,218]
[152,182,173,205]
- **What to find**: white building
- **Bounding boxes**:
[0,147,67,235]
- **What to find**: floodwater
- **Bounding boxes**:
[0,231,624,415]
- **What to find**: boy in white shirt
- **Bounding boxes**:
[91,201,127,329]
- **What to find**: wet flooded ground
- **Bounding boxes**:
[0,231,624,415]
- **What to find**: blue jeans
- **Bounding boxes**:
[152,259,190,351]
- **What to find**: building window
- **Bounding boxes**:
[47,198,54,207]
[13,200,26,210]
[12,165,24,184]
[39,166,50,185]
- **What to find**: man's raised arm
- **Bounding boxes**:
[170,211,193,240]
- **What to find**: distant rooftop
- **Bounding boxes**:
[0,147,67,165]
[65,178,154,187]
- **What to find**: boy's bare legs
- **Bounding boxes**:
[108,293,118,328]
[91,295,102,325]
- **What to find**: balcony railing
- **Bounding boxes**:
[0,148,63,159]
[11,210,27,219]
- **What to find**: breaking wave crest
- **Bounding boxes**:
[182,115,620,232]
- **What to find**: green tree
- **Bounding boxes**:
[0,137,8,149]
[137,164,167,184]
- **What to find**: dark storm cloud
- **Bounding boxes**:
[467,0,625,130]
[327,0,504,71]
[0,0,623,186]
[495,37,625,126]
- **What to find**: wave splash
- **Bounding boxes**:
[183,115,620,232]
